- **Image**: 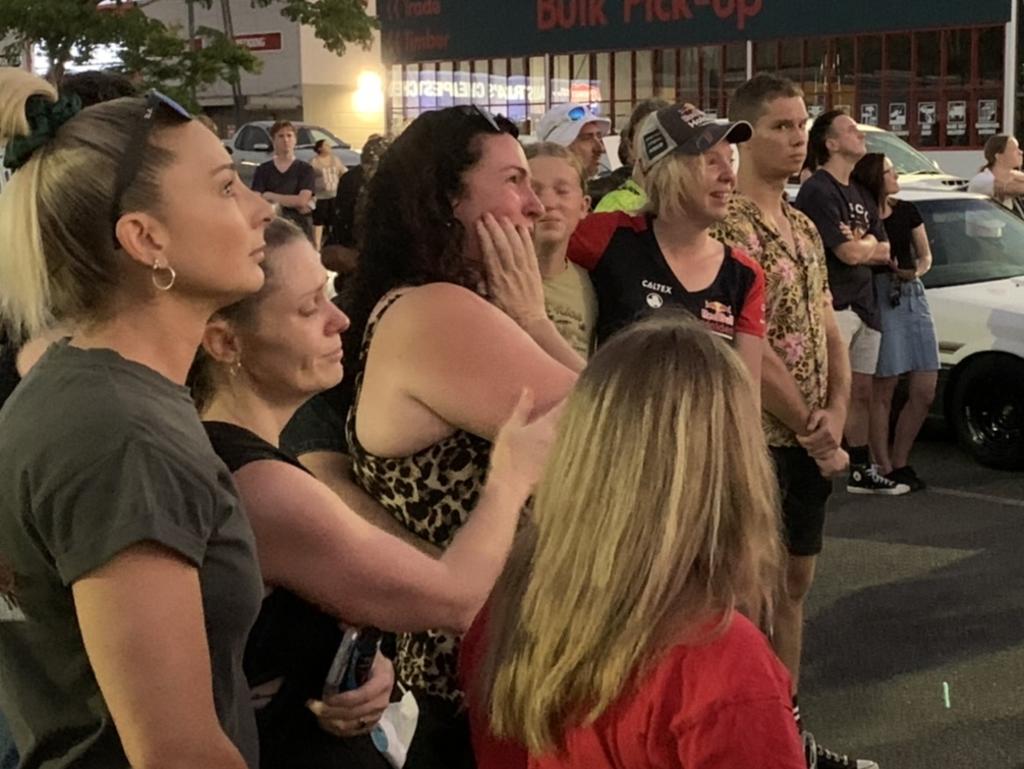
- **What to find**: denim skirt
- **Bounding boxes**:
[873,273,940,377]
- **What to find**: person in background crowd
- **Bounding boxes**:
[593,98,669,213]
[462,315,803,769]
[311,138,345,250]
[188,217,557,768]
[535,103,610,180]
[524,142,597,358]
[967,134,1024,212]
[853,153,938,492]
[0,67,273,769]
[568,102,766,389]
[342,105,582,769]
[323,134,390,292]
[717,74,880,769]
[251,120,316,239]
[799,152,817,183]
[271,136,394,543]
[796,110,910,496]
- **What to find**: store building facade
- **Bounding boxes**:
[380,0,1019,177]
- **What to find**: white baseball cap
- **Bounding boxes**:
[536,104,611,147]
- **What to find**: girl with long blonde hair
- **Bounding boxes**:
[463,314,805,768]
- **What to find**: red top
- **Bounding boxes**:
[567,211,766,346]
[460,611,804,769]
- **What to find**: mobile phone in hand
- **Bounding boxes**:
[322,626,383,697]
[343,627,382,691]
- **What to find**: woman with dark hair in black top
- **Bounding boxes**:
[189,217,557,768]
[852,152,938,491]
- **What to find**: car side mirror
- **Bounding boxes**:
[253,142,271,151]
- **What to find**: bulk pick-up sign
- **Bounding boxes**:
[380,0,1010,65]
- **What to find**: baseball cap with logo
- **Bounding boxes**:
[637,103,752,172]
[536,103,612,147]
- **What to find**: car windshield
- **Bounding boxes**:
[916,197,1024,288]
[865,131,941,175]
[296,126,349,149]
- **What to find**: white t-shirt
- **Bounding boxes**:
[968,168,1013,209]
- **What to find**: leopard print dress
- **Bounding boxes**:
[346,289,491,704]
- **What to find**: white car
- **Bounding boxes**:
[904,190,1024,468]
[860,125,967,192]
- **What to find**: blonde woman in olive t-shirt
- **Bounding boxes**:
[0,68,273,769]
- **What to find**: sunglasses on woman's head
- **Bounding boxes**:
[454,104,519,139]
[110,91,193,243]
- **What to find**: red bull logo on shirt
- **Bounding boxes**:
[701,300,736,337]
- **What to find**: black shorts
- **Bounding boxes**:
[771,445,832,557]
[312,196,336,226]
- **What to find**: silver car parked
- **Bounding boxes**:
[225,121,361,186]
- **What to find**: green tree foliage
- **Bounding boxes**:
[256,0,376,56]
[0,0,376,109]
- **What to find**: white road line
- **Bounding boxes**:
[929,486,1024,508]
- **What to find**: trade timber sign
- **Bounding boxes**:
[380,0,1011,64]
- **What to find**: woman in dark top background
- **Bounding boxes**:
[852,152,938,491]
[189,217,557,768]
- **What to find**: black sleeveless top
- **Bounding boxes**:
[204,421,391,769]
[203,422,342,712]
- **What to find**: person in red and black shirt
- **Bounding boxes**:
[568,102,766,386]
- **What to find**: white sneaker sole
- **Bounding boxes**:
[846,485,910,495]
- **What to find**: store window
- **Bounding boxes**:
[387,23,1002,151]
[700,45,723,116]
[885,34,911,138]
[654,49,676,102]
[679,46,700,106]
[594,53,612,127]
[722,43,747,116]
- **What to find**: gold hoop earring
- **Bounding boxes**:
[152,261,176,291]
[229,358,242,378]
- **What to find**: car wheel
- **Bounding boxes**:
[948,355,1024,470]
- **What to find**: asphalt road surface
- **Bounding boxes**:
[800,427,1024,768]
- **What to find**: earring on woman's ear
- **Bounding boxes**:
[151,259,176,291]
[229,357,243,378]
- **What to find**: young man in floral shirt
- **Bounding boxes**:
[713,74,875,769]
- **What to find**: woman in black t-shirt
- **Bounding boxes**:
[852,153,939,491]
[188,218,557,768]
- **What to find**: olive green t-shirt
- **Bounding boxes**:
[0,341,263,769]
[543,261,598,359]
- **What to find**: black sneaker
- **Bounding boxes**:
[887,465,925,492]
[847,464,910,495]
[803,731,880,769]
